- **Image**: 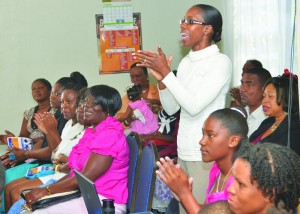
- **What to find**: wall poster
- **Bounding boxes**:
[95,13,142,74]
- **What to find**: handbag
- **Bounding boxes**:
[21,189,81,211]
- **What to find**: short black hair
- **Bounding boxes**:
[194,4,223,43]
[243,67,271,87]
[245,59,263,69]
[130,62,148,75]
[263,75,299,114]
[88,85,121,116]
[33,78,52,92]
[236,143,300,211]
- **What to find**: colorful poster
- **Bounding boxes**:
[95,13,142,74]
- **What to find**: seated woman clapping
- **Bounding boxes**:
[0,78,54,151]
[5,86,87,211]
[156,107,248,213]
[23,85,129,214]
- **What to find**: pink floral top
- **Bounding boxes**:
[68,116,129,204]
[205,162,234,204]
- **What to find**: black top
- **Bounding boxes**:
[41,109,67,148]
[249,115,300,156]
[39,110,67,164]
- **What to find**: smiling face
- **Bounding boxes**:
[76,105,85,125]
[83,94,107,127]
[200,116,234,163]
[262,83,283,117]
[180,6,211,51]
[228,158,272,214]
[31,81,51,103]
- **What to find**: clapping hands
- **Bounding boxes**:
[34,112,57,134]
[156,156,193,201]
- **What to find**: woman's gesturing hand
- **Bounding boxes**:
[156,156,192,200]
[132,46,172,81]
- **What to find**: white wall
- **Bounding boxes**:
[0,0,225,134]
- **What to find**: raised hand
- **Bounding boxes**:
[132,46,172,81]
[230,87,242,106]
[34,112,57,135]
[156,156,191,199]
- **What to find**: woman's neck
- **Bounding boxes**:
[216,156,234,176]
[37,99,51,112]
[71,118,78,126]
[192,41,211,52]
[274,112,286,126]
[141,85,149,93]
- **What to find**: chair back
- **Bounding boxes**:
[133,141,158,213]
[126,132,142,213]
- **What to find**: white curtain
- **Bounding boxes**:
[225,0,296,87]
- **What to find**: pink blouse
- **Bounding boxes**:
[129,100,158,134]
[205,162,234,204]
[68,116,129,204]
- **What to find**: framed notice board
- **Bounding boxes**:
[95,13,142,74]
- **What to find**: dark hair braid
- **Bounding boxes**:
[237,143,300,211]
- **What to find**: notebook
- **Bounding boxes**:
[74,170,103,214]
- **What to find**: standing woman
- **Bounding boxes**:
[134,4,232,207]
[250,71,300,155]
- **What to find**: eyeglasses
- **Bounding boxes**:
[83,100,97,108]
[82,97,96,108]
[179,17,208,25]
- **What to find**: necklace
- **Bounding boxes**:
[142,88,149,93]
[270,122,278,132]
[270,114,286,133]
[216,166,233,192]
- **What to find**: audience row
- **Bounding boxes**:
[0,3,299,214]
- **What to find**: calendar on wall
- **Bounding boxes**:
[103,2,133,30]
[95,13,142,74]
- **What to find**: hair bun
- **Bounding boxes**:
[282,69,298,80]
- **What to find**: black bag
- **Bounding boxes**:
[21,189,81,211]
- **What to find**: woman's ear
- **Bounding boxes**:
[205,25,214,36]
[229,135,241,148]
